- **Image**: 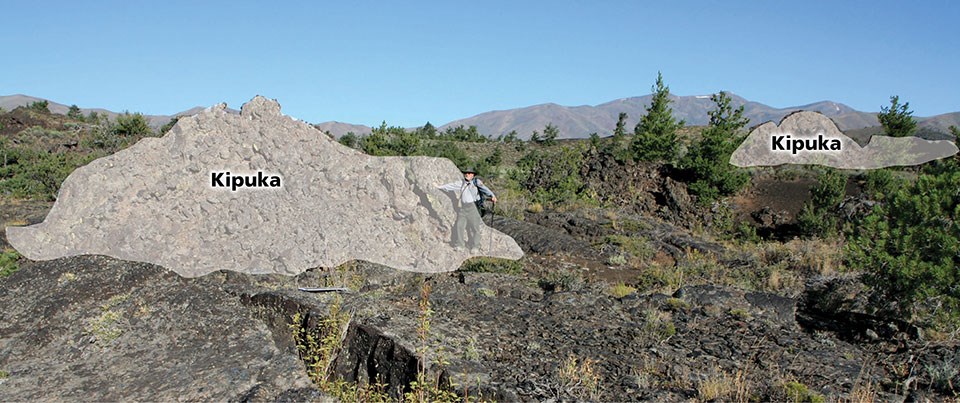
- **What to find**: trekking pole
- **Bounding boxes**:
[488,200,496,252]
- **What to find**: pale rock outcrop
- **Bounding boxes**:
[730,111,957,169]
[7,96,522,277]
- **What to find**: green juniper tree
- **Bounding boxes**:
[613,112,628,140]
[417,122,437,139]
[878,95,917,138]
[113,112,153,137]
[681,91,750,203]
[338,132,358,148]
[846,162,960,328]
[67,105,83,120]
[632,72,684,162]
[797,168,846,238]
[541,123,559,146]
[28,100,50,113]
[160,116,180,134]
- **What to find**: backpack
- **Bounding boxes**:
[459,178,489,217]
[472,178,488,217]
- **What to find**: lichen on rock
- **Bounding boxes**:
[6,96,522,277]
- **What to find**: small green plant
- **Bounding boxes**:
[405,280,460,402]
[290,296,352,387]
[736,222,760,243]
[925,357,958,394]
[67,104,83,120]
[87,310,123,343]
[782,380,825,403]
[633,261,686,295]
[557,354,602,400]
[863,168,900,200]
[289,299,391,402]
[159,116,179,135]
[606,253,627,266]
[698,367,736,401]
[477,287,496,297]
[608,282,637,298]
[463,336,481,361]
[602,235,655,263]
[460,257,524,275]
[0,249,21,278]
[729,308,752,321]
[641,308,676,343]
[319,261,365,291]
[539,268,585,292]
[665,297,690,311]
[526,202,544,213]
[84,293,132,344]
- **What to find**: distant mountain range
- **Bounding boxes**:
[0,94,188,129]
[3,93,957,140]
[317,92,958,140]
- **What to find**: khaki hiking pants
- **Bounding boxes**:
[453,203,482,249]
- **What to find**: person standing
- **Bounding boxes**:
[436,167,497,251]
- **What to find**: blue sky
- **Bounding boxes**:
[3,1,958,127]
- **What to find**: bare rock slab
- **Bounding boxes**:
[731,111,958,169]
[0,256,318,401]
[7,96,522,277]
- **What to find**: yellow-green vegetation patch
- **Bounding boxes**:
[558,354,602,401]
[104,293,130,308]
[463,336,481,361]
[665,297,690,311]
[698,368,737,402]
[477,287,496,297]
[318,261,366,291]
[0,249,21,278]
[640,308,677,343]
[526,202,544,214]
[3,219,29,227]
[633,261,685,295]
[84,293,132,344]
[607,216,649,233]
[600,234,655,263]
[729,307,752,321]
[782,380,825,403]
[608,282,636,298]
[86,310,123,343]
[606,253,627,266]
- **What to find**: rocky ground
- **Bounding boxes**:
[2,195,957,401]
